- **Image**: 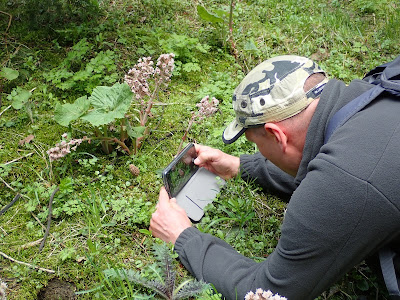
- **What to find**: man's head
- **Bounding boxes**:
[222,55,327,144]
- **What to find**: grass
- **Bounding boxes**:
[0,0,399,299]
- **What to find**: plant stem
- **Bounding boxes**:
[120,117,128,142]
[142,82,160,126]
[39,186,59,252]
[102,124,112,154]
[111,137,131,155]
[92,136,131,155]
[177,116,195,154]
[136,86,159,153]
[0,11,12,33]
[228,0,238,61]
[83,134,131,155]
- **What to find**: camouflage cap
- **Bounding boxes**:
[222,55,327,144]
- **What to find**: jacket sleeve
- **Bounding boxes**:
[240,152,297,199]
[174,158,399,300]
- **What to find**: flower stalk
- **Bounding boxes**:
[125,53,175,152]
[177,95,219,154]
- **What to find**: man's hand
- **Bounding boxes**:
[194,144,240,180]
[150,187,192,244]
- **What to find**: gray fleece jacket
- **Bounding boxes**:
[174,78,400,300]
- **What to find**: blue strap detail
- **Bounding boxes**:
[324,85,385,144]
[379,246,400,296]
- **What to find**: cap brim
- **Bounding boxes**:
[222,119,247,144]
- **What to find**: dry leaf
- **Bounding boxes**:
[18,134,35,146]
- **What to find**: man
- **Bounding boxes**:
[150,55,400,299]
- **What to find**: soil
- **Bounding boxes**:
[37,278,76,300]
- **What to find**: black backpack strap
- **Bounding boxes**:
[364,55,400,89]
[324,84,384,143]
[379,246,400,298]
[380,55,400,95]
[324,55,400,144]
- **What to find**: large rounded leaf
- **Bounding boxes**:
[8,87,32,109]
[54,96,91,127]
[81,82,133,127]
[1,67,19,80]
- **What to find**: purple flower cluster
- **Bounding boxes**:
[124,53,175,101]
[194,95,219,122]
[47,133,86,161]
[245,289,287,300]
[154,53,175,87]
[124,57,154,100]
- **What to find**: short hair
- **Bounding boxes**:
[304,72,326,93]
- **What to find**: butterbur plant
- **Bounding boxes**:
[103,243,209,299]
[51,53,175,157]
[177,95,219,153]
[245,288,287,300]
[125,53,175,150]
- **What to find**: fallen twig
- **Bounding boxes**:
[0,194,21,217]
[0,11,12,33]
[0,226,6,235]
[0,105,11,117]
[0,176,15,192]
[39,186,59,252]
[3,152,34,166]
[19,238,43,250]
[0,250,55,273]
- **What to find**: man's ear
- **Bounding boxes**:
[264,123,288,152]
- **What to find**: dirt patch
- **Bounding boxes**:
[37,278,76,300]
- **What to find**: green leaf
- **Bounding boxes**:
[126,121,146,139]
[1,67,19,80]
[244,39,259,51]
[356,279,369,291]
[7,87,32,109]
[197,5,224,24]
[182,62,201,73]
[54,96,90,127]
[72,69,92,82]
[81,82,133,127]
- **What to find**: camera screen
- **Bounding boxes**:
[165,145,198,197]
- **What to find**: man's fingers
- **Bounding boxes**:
[169,198,186,214]
[159,186,168,197]
[158,187,170,206]
[195,150,216,166]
